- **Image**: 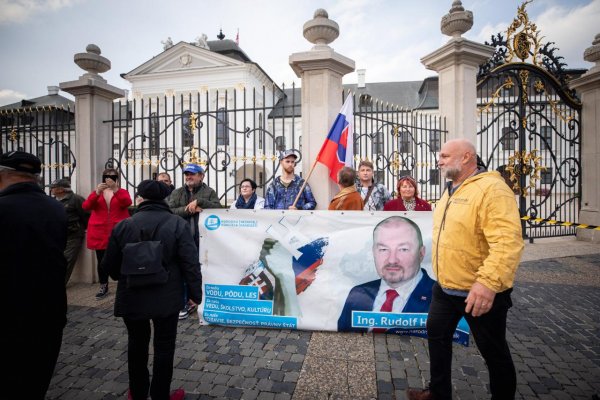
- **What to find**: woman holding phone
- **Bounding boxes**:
[83,167,132,299]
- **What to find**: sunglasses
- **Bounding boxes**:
[103,174,119,181]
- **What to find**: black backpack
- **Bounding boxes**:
[120,215,172,289]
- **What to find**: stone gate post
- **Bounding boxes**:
[60,44,125,283]
[289,9,355,209]
[420,1,494,143]
[570,34,600,242]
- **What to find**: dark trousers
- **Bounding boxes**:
[64,233,84,284]
[124,314,179,400]
[95,249,109,284]
[427,282,516,400]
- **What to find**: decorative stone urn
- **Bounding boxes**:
[583,33,600,67]
[441,0,473,38]
[74,44,111,76]
[303,8,339,48]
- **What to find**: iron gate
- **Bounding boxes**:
[477,2,582,239]
[0,105,76,192]
[105,84,300,206]
[352,93,447,202]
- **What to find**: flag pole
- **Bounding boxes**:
[291,158,320,208]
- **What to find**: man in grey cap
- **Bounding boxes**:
[50,178,90,284]
[0,151,68,399]
[264,149,317,210]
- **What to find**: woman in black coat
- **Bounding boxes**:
[101,180,202,400]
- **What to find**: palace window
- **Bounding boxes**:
[216,107,229,146]
[149,112,160,156]
[399,132,412,153]
[373,132,384,154]
[429,130,441,152]
[275,136,286,152]
[540,168,553,184]
[359,94,373,108]
[501,127,516,150]
[540,126,552,150]
[182,110,194,147]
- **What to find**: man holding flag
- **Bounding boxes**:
[271,95,354,209]
[264,150,317,210]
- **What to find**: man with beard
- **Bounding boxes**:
[168,163,220,319]
[264,150,316,210]
[337,216,434,332]
[407,139,523,400]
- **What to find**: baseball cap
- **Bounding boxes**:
[279,149,298,161]
[0,151,42,174]
[136,180,171,201]
[50,178,71,189]
[183,163,205,174]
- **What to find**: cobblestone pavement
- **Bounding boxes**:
[48,239,600,399]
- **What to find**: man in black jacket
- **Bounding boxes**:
[50,178,90,284]
[101,180,203,400]
[0,151,68,400]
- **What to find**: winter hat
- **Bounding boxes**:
[136,180,171,201]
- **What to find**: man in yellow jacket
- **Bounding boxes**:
[407,139,524,400]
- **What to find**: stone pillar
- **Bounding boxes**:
[420,1,494,143]
[60,44,125,283]
[289,9,355,209]
[570,33,600,242]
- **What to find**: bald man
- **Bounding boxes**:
[407,139,523,400]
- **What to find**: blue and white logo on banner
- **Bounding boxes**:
[204,214,221,230]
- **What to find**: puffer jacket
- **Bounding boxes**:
[82,188,132,250]
[100,200,202,319]
[432,171,523,293]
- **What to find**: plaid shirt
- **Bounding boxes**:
[356,181,391,211]
[264,175,317,210]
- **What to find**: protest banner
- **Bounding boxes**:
[199,209,469,345]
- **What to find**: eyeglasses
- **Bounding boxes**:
[103,174,118,181]
[183,172,197,176]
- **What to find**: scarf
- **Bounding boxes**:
[235,192,258,209]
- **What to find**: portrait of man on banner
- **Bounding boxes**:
[337,216,434,334]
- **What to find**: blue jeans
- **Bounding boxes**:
[426,282,516,400]
[124,313,179,400]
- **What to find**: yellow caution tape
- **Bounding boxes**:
[521,215,600,230]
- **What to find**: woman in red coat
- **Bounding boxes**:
[83,167,132,299]
[383,175,432,211]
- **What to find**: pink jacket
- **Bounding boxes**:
[82,189,132,250]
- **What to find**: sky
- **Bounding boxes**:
[0,0,598,106]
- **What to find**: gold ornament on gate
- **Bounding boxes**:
[505,149,546,197]
[189,112,198,132]
[505,1,542,65]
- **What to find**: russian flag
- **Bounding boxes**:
[316,95,354,183]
